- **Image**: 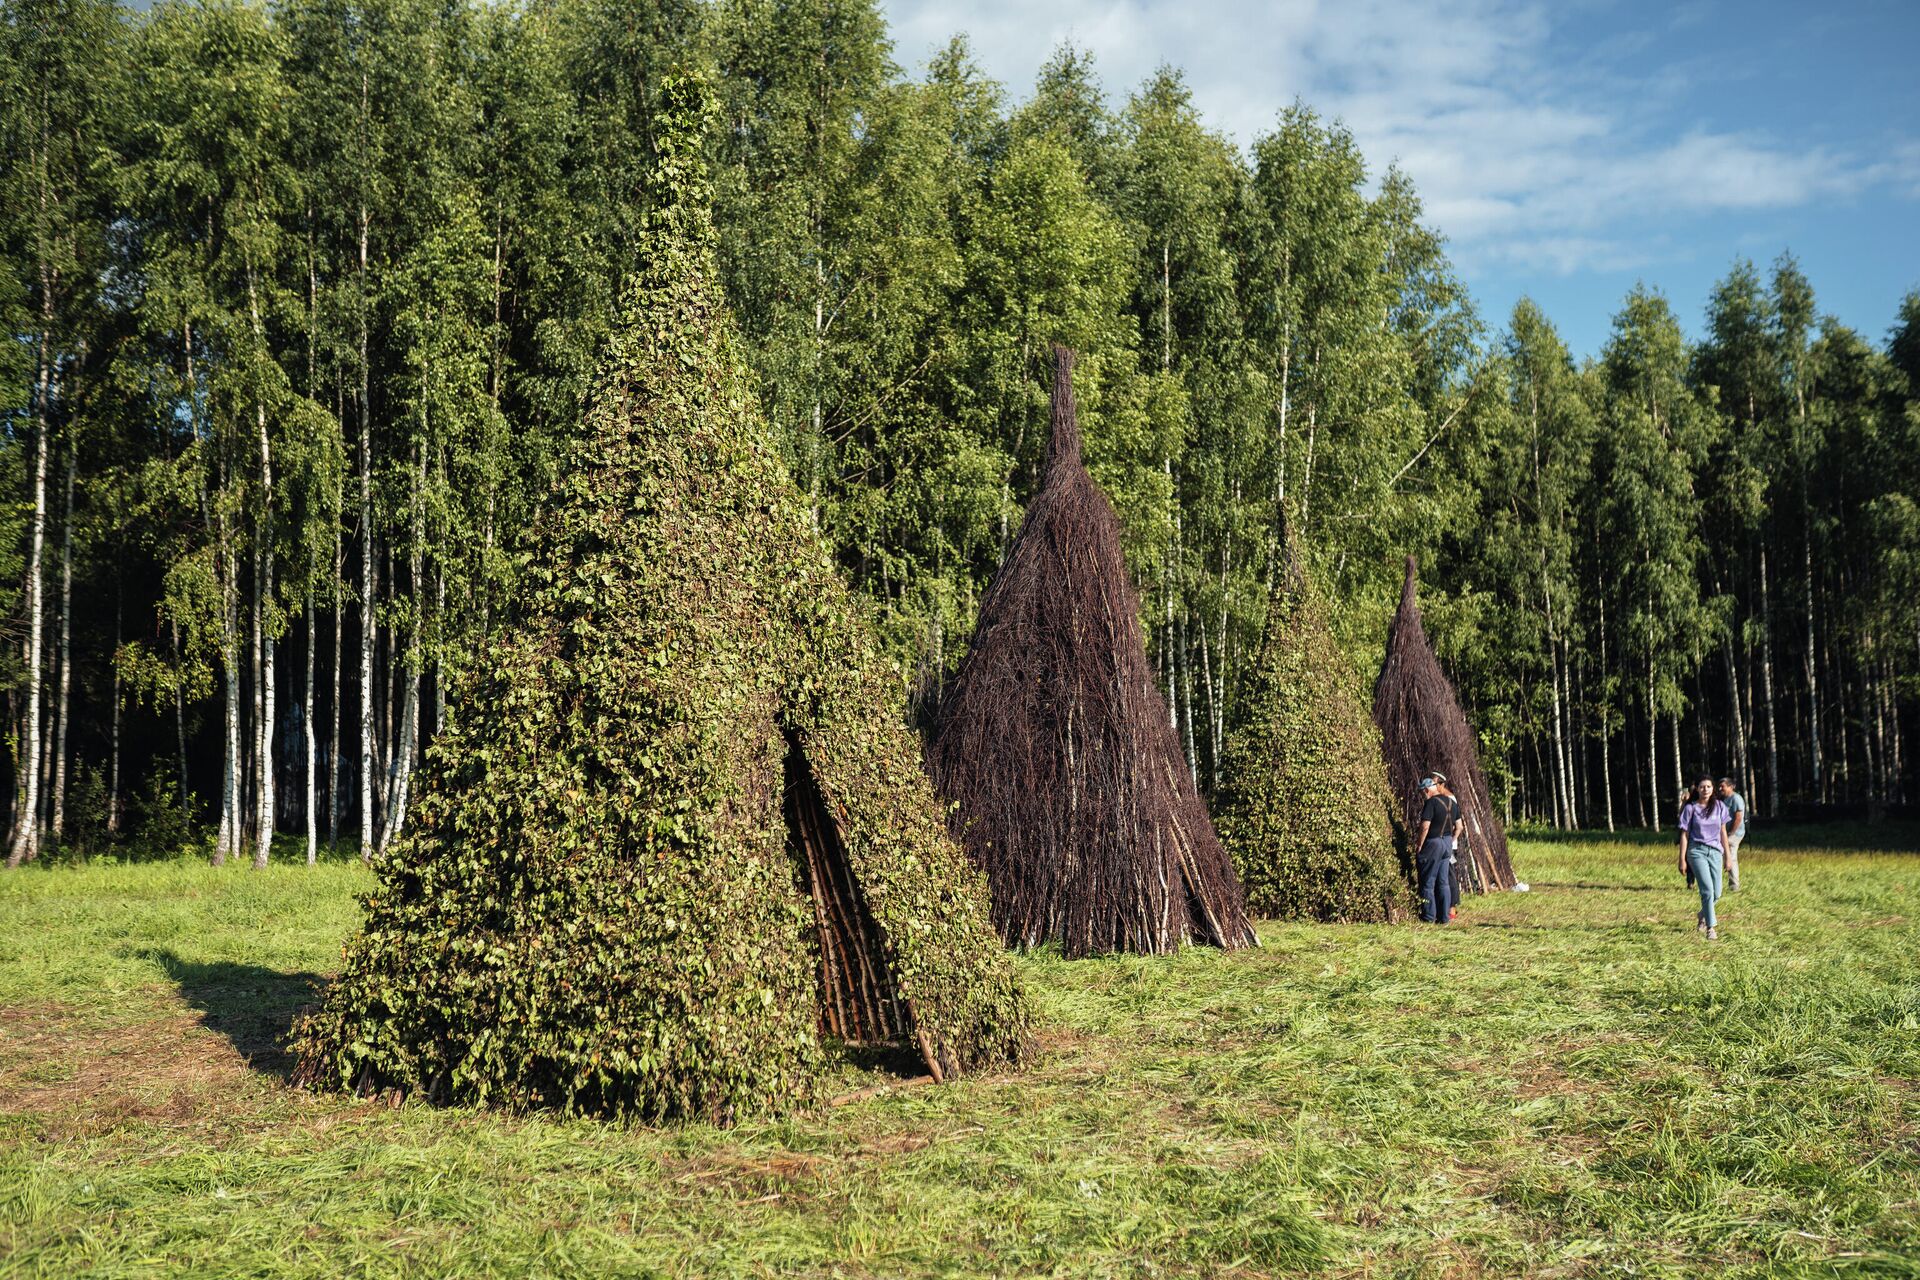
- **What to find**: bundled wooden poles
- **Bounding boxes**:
[1372,555,1516,892]
[928,346,1256,957]
[784,731,908,1046]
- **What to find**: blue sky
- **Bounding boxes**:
[877,0,1920,361]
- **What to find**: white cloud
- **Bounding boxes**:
[877,0,1914,276]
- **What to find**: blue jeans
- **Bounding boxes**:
[1418,838,1456,925]
[1688,843,1724,928]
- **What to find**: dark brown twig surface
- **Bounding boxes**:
[1372,556,1516,892]
[929,346,1256,957]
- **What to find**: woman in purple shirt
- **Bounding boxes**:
[1678,775,1732,939]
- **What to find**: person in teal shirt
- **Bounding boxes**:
[1678,775,1732,939]
[1717,777,1747,890]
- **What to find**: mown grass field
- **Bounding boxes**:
[2,828,1917,1278]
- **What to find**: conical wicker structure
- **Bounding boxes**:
[927,346,1256,957]
[1372,556,1516,892]
[291,80,1029,1122]
[1214,521,1414,922]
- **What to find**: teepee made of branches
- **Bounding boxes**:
[290,79,1029,1123]
[1214,521,1414,922]
[927,346,1256,957]
[1372,556,1515,892]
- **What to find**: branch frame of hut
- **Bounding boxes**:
[1371,555,1517,893]
[928,345,1257,957]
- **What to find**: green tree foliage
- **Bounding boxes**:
[1447,301,1597,823]
[1595,287,1719,808]
[0,0,123,864]
[292,83,1028,1118]
[2,0,1916,866]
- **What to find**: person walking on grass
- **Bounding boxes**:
[1679,775,1732,939]
[1413,776,1459,925]
[1717,776,1747,890]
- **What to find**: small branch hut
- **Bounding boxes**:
[1214,520,1414,922]
[1372,555,1516,892]
[927,346,1256,957]
[290,80,1029,1122]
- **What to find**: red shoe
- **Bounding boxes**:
[1448,907,1457,921]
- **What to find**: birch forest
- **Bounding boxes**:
[4,0,1917,866]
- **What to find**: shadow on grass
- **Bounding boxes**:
[143,949,324,1080]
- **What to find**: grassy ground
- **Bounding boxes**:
[1,829,1917,1278]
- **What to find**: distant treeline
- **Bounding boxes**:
[2,0,1915,863]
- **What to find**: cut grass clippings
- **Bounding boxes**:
[1,831,1917,1277]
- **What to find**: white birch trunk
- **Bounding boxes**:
[1560,654,1579,827]
[250,272,275,871]
[255,631,275,869]
[1803,526,1822,801]
[218,548,241,866]
[1299,402,1317,534]
[1196,623,1216,791]
[382,443,427,851]
[330,530,343,848]
[1164,459,1177,724]
[1214,535,1230,791]
[304,592,317,866]
[171,620,188,800]
[1722,632,1748,798]
[1598,579,1615,831]
[1548,639,1569,828]
[1645,669,1659,830]
[49,442,74,841]
[6,288,51,869]
[1669,712,1684,802]
[108,590,122,834]
[1759,548,1780,815]
[357,197,375,862]
[1275,317,1291,516]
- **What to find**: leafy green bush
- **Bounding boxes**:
[136,771,204,859]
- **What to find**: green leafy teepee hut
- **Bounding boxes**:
[292,79,1029,1122]
[1213,522,1415,922]
[927,346,1256,957]
[1372,555,1516,893]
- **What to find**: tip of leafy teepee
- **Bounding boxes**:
[1400,555,1419,611]
[1046,345,1082,473]
[643,68,718,247]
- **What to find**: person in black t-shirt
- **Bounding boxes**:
[1413,775,1458,925]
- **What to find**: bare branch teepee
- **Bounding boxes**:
[1372,555,1516,892]
[927,346,1256,957]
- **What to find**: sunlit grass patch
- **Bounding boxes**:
[1,831,1917,1277]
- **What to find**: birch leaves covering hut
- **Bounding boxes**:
[292,80,1029,1121]
[928,346,1256,957]
[1214,523,1414,922]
